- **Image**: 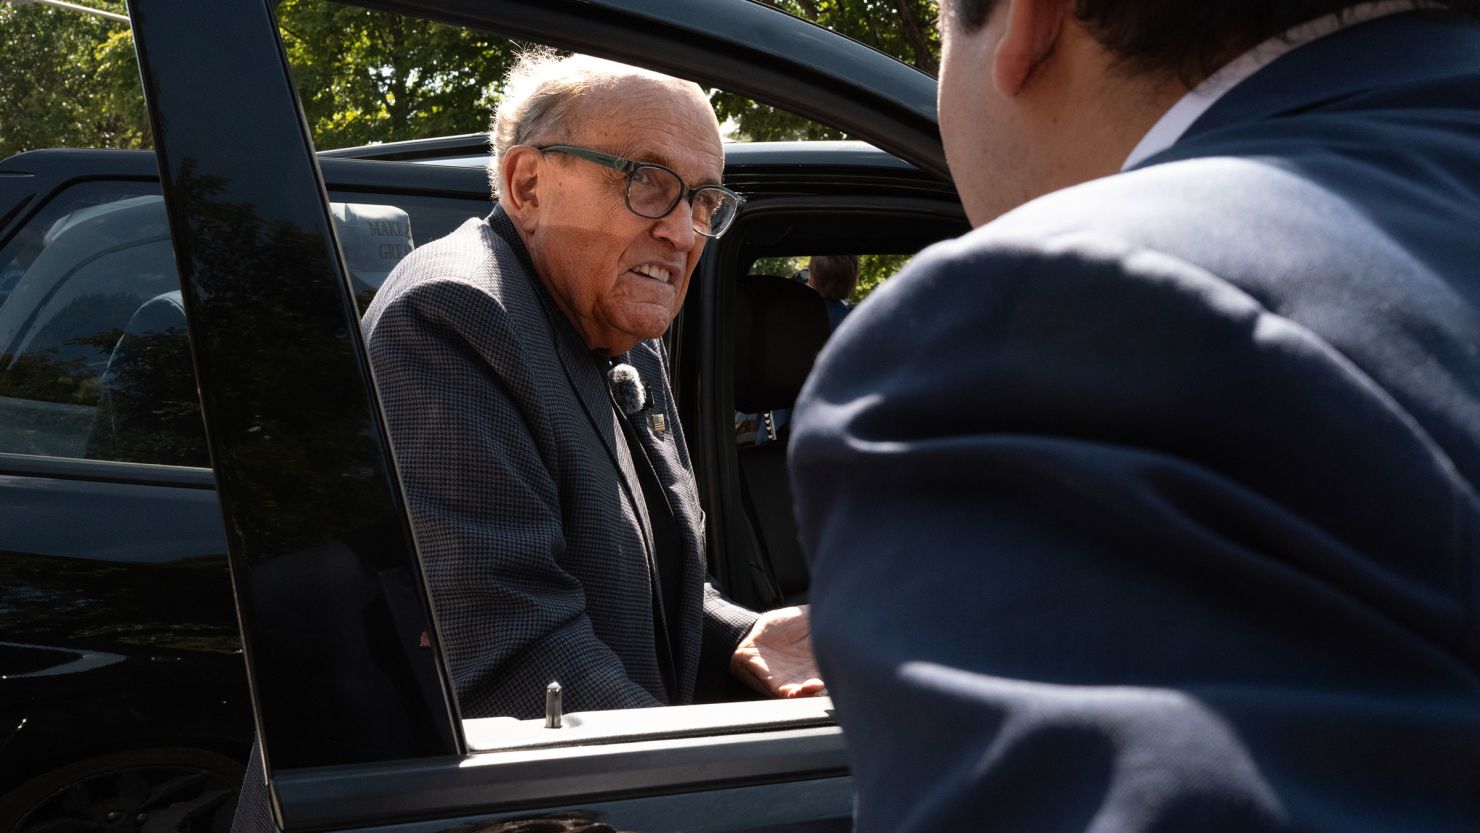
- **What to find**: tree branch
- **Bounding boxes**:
[890,0,938,74]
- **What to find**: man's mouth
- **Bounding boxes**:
[632,263,673,284]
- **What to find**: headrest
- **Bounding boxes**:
[330,202,414,289]
[733,274,831,413]
[86,289,207,467]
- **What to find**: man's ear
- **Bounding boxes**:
[500,145,542,232]
[993,0,1066,97]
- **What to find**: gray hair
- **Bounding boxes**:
[487,48,715,198]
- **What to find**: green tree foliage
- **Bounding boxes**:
[713,0,940,141]
[277,0,516,149]
[852,253,913,302]
[0,1,147,157]
[751,253,915,304]
[1,0,938,154]
[0,0,517,155]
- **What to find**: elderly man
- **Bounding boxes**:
[232,51,819,833]
[359,51,820,721]
[791,2,1480,832]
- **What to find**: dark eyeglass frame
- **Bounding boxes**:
[535,144,744,238]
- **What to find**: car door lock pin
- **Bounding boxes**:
[545,681,563,728]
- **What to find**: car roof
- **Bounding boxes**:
[2,139,919,179]
[318,133,915,169]
[0,140,950,221]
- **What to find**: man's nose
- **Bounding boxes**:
[652,198,698,249]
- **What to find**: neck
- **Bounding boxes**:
[1036,62,1189,193]
[490,204,638,358]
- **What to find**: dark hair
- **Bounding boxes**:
[808,255,860,300]
[950,0,1480,81]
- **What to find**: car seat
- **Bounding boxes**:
[732,274,830,606]
[84,203,414,466]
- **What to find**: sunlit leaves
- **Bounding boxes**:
[712,0,939,141]
[0,0,941,161]
[0,0,144,156]
[277,0,516,149]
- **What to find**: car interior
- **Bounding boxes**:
[692,200,968,613]
[731,271,831,607]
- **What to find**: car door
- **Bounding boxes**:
[0,147,521,833]
[127,1,948,830]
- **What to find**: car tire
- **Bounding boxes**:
[0,748,244,833]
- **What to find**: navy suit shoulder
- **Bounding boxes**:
[791,11,1480,833]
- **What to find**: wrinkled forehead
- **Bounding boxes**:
[572,77,725,183]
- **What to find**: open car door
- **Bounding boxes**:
[127,1,947,830]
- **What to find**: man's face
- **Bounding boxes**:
[939,0,1040,226]
[521,82,722,356]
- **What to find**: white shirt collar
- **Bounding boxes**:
[1122,1,1429,171]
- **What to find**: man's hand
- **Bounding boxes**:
[729,605,826,698]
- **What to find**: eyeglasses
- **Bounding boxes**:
[536,145,744,238]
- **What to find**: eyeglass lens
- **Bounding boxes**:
[627,165,738,236]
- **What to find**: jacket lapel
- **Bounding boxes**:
[628,343,705,698]
[555,333,659,556]
[483,208,659,588]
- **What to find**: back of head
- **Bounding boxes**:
[807,255,860,301]
[487,48,716,198]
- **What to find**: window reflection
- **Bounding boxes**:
[0,182,486,465]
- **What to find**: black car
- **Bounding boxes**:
[0,2,964,832]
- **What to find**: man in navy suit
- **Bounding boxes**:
[790,2,1480,831]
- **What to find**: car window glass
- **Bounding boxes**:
[328,194,489,311]
[0,182,168,460]
[0,181,486,466]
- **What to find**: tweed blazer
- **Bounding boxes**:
[361,206,757,720]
